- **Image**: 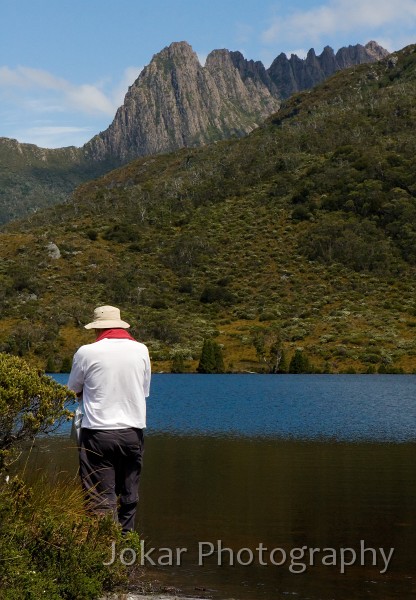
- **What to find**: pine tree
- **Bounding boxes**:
[289,349,310,374]
[46,356,56,373]
[171,354,186,373]
[213,343,225,373]
[197,339,224,373]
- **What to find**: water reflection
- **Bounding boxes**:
[27,434,416,600]
[41,374,416,597]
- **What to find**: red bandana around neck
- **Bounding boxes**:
[95,328,137,342]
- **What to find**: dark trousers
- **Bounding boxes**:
[79,427,144,533]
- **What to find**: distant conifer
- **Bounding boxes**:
[197,339,224,373]
[288,349,311,374]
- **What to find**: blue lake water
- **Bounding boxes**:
[54,373,416,442]
[41,374,416,599]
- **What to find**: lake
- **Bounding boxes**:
[30,374,416,599]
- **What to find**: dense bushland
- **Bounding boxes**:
[2,45,416,373]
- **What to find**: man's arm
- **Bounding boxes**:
[143,350,151,398]
[67,351,84,395]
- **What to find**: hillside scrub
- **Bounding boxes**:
[2,46,416,372]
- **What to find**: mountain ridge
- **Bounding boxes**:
[85,40,388,162]
[0,40,388,223]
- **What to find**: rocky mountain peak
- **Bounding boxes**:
[365,40,390,60]
[268,41,388,98]
[155,40,197,62]
[85,43,281,163]
[83,40,389,163]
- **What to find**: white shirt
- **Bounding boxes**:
[67,338,151,430]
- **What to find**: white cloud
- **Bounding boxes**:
[0,65,128,116]
[0,66,68,91]
[66,84,114,115]
[262,0,416,48]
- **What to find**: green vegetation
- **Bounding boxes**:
[0,354,141,599]
[0,353,73,468]
[197,339,225,373]
[0,139,113,225]
[2,46,416,373]
[289,349,312,374]
[0,476,137,599]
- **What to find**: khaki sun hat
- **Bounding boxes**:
[84,305,130,329]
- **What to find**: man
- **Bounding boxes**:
[68,305,151,534]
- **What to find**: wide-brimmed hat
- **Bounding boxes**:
[84,305,130,329]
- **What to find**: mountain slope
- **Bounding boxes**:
[0,139,113,225]
[0,40,387,224]
[1,44,416,374]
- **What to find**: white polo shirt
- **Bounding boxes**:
[68,338,151,430]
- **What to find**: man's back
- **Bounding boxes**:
[68,338,151,429]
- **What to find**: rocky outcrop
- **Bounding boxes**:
[268,41,389,99]
[85,40,388,164]
[84,42,281,163]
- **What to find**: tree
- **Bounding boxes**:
[60,356,72,373]
[0,353,74,468]
[289,349,311,374]
[252,329,284,373]
[197,339,224,374]
[171,354,186,373]
[213,342,225,373]
[45,356,56,373]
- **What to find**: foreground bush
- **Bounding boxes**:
[0,354,141,599]
[0,473,139,599]
[0,353,73,468]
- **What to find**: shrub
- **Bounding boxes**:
[86,229,98,241]
[292,205,313,221]
[178,279,193,294]
[0,354,73,468]
[288,349,312,374]
[61,356,73,373]
[103,223,141,243]
[151,299,168,310]
[171,354,186,373]
[200,286,235,305]
[45,356,57,373]
[0,474,138,599]
[259,311,277,322]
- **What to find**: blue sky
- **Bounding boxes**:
[1,0,415,148]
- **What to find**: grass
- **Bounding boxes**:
[0,453,141,599]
